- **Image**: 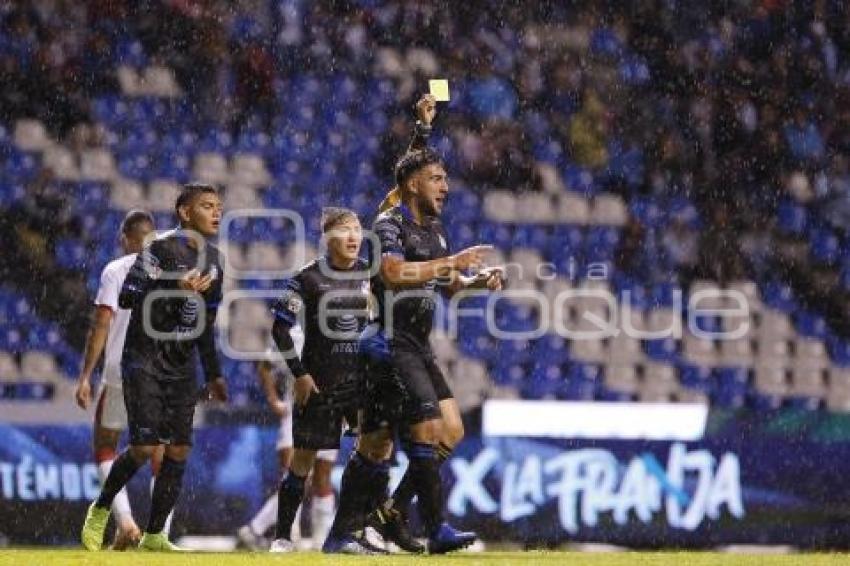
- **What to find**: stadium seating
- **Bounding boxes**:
[2,3,848,416]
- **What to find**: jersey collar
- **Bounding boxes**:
[397,203,416,223]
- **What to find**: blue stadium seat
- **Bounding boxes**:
[793,311,828,340]
[650,282,678,308]
[492,361,526,388]
[114,38,148,68]
[479,222,515,251]
[558,363,601,400]
[614,276,648,309]
[585,226,621,263]
[712,367,749,408]
[5,149,39,183]
[776,199,807,235]
[786,396,822,411]
[679,364,713,394]
[458,333,496,360]
[645,337,679,363]
[691,315,720,334]
[0,327,24,352]
[810,227,840,265]
[562,164,597,195]
[92,96,130,128]
[760,280,797,312]
[532,334,570,366]
[27,324,64,352]
[498,339,534,366]
[118,153,157,183]
[55,238,89,270]
[749,391,784,411]
[629,198,664,229]
[827,337,850,367]
[513,224,550,250]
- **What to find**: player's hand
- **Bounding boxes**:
[179,269,213,294]
[74,377,92,410]
[452,245,493,272]
[270,398,289,418]
[415,93,437,125]
[294,373,319,407]
[206,377,228,402]
[470,266,504,291]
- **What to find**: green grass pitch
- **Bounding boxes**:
[1,550,849,566]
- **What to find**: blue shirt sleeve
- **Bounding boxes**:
[271,277,304,326]
[374,215,404,258]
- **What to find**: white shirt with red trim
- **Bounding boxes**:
[94,253,136,387]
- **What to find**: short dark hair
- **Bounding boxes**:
[175,182,219,214]
[321,207,359,233]
[394,149,445,188]
[120,209,154,235]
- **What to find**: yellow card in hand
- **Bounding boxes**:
[429,79,450,102]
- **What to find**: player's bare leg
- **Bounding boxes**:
[310,455,336,550]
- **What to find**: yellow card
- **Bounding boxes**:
[429,79,450,102]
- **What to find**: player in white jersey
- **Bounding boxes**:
[73,210,162,549]
[237,327,339,550]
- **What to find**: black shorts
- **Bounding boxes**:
[122,367,197,446]
[293,370,361,450]
[292,399,351,450]
[362,336,452,433]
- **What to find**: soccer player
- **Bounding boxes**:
[325,149,502,554]
[74,210,162,550]
[236,332,340,550]
[80,183,228,552]
[266,207,371,554]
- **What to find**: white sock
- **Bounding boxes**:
[150,476,175,536]
[291,506,302,543]
[249,494,279,537]
[99,460,133,524]
[311,494,335,548]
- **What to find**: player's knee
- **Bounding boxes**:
[290,450,316,477]
[129,445,156,463]
[357,431,393,462]
[312,460,333,494]
[443,419,465,447]
[164,444,191,462]
[410,419,442,444]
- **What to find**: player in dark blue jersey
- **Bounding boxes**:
[267,208,372,554]
[81,183,227,552]
[325,149,502,555]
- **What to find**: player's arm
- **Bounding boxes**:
[74,305,113,410]
[257,360,288,418]
[378,94,438,213]
[407,93,437,152]
[442,267,504,297]
[198,267,227,402]
[270,280,318,406]
[376,217,492,287]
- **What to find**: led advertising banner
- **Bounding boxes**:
[2,406,850,548]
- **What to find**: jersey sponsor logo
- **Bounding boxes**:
[287,295,303,314]
[330,342,359,354]
[333,314,360,333]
